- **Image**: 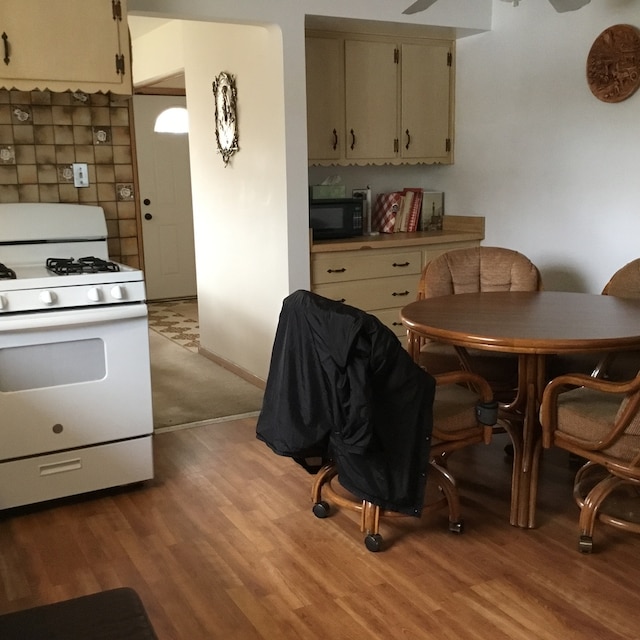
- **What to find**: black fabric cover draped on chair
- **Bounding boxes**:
[256,289,436,516]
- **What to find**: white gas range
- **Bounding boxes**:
[0,203,154,510]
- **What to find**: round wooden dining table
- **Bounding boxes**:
[401,290,640,529]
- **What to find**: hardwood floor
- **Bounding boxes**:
[1,418,639,639]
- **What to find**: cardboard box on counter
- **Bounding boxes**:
[309,185,346,200]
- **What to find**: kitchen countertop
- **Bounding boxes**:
[310,215,485,253]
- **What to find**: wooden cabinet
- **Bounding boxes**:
[305,36,344,163]
[0,0,131,95]
[310,217,484,337]
[400,42,452,161]
[344,39,398,161]
[306,30,454,166]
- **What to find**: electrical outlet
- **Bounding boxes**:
[72,163,89,188]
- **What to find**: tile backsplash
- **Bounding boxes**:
[0,89,140,268]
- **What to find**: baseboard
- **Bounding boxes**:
[154,412,261,434]
[198,346,266,390]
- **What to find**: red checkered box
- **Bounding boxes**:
[372,192,403,234]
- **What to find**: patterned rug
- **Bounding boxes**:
[147,299,199,352]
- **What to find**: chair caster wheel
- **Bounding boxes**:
[312,501,330,519]
[578,535,593,554]
[449,520,464,534]
[364,533,383,552]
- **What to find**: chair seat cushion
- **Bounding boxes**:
[556,387,640,461]
[433,383,483,437]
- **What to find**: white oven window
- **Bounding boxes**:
[0,339,106,392]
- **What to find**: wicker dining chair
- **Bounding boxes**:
[540,371,640,553]
[311,369,498,551]
[413,246,542,401]
[549,258,640,382]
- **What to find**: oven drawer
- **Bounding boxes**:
[0,437,153,510]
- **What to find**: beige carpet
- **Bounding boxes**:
[148,300,264,430]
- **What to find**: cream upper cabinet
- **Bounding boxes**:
[344,39,398,161]
[305,36,344,162]
[306,30,454,166]
[0,0,131,95]
[401,42,452,162]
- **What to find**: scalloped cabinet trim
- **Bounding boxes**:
[0,0,131,95]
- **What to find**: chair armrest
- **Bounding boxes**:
[540,372,640,448]
[545,371,640,396]
[434,370,494,402]
[434,370,497,442]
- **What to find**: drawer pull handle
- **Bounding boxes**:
[392,321,403,326]
[39,459,82,476]
[327,268,346,273]
[332,128,338,151]
[392,290,410,297]
[350,129,356,150]
[392,261,410,268]
[2,32,9,66]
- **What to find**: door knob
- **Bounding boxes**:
[144,213,152,220]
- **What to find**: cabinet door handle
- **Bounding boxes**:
[2,32,9,66]
[392,262,410,268]
[327,268,346,273]
[332,129,338,151]
[350,129,356,150]
[405,129,411,150]
[392,290,410,297]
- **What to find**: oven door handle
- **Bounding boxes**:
[0,304,148,332]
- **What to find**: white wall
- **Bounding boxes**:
[181,21,291,378]
[312,0,640,294]
[444,0,640,293]
[129,0,492,381]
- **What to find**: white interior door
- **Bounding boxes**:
[133,95,197,300]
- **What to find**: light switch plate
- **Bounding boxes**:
[72,163,89,188]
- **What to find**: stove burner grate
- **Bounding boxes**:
[46,256,121,275]
[0,262,17,280]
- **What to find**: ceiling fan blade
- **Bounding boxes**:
[402,0,439,15]
[547,0,591,12]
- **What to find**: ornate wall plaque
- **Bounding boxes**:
[213,72,239,166]
[587,24,640,103]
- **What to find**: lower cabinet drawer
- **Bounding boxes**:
[313,275,417,311]
[0,437,154,510]
[312,250,422,284]
[370,307,406,337]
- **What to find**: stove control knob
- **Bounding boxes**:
[39,290,55,305]
[110,285,124,300]
[88,287,102,302]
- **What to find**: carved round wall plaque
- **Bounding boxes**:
[587,24,640,103]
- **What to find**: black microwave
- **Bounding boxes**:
[309,198,363,240]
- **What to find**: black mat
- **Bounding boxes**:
[0,587,158,639]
